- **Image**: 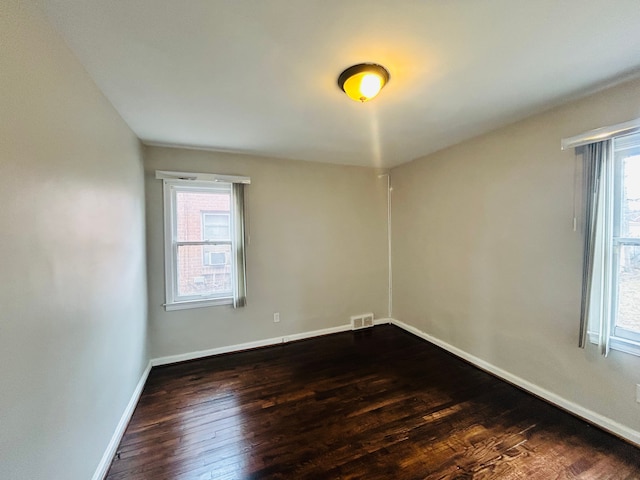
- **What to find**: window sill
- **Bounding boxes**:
[164,297,233,311]
[587,332,640,357]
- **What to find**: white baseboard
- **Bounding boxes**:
[151,335,287,367]
[390,318,640,447]
[151,323,365,367]
[152,319,395,367]
[374,317,393,326]
[92,360,152,480]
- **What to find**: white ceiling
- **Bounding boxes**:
[37,0,640,168]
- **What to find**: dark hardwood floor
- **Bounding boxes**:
[106,325,640,479]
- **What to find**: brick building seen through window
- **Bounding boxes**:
[176,191,232,298]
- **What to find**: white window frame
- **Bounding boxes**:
[161,179,236,311]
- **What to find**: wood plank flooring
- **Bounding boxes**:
[106,325,640,479]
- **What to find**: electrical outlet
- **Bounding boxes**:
[273,312,280,323]
[636,384,640,404]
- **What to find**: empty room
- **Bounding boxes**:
[2,1,640,479]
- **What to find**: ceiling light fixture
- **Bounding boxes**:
[338,63,390,103]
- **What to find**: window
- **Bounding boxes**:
[611,133,640,346]
[158,171,249,310]
[581,132,640,356]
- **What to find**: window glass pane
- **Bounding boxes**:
[176,189,231,242]
[177,244,233,298]
[615,244,640,334]
[617,138,640,239]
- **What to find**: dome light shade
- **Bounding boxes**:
[338,63,389,102]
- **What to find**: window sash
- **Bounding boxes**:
[170,242,234,304]
[611,238,640,343]
[610,242,640,342]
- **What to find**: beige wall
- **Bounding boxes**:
[0,2,148,479]
[145,147,389,358]
[391,77,640,436]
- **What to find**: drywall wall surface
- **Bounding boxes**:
[391,77,640,433]
[0,2,148,479]
[145,147,388,358]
